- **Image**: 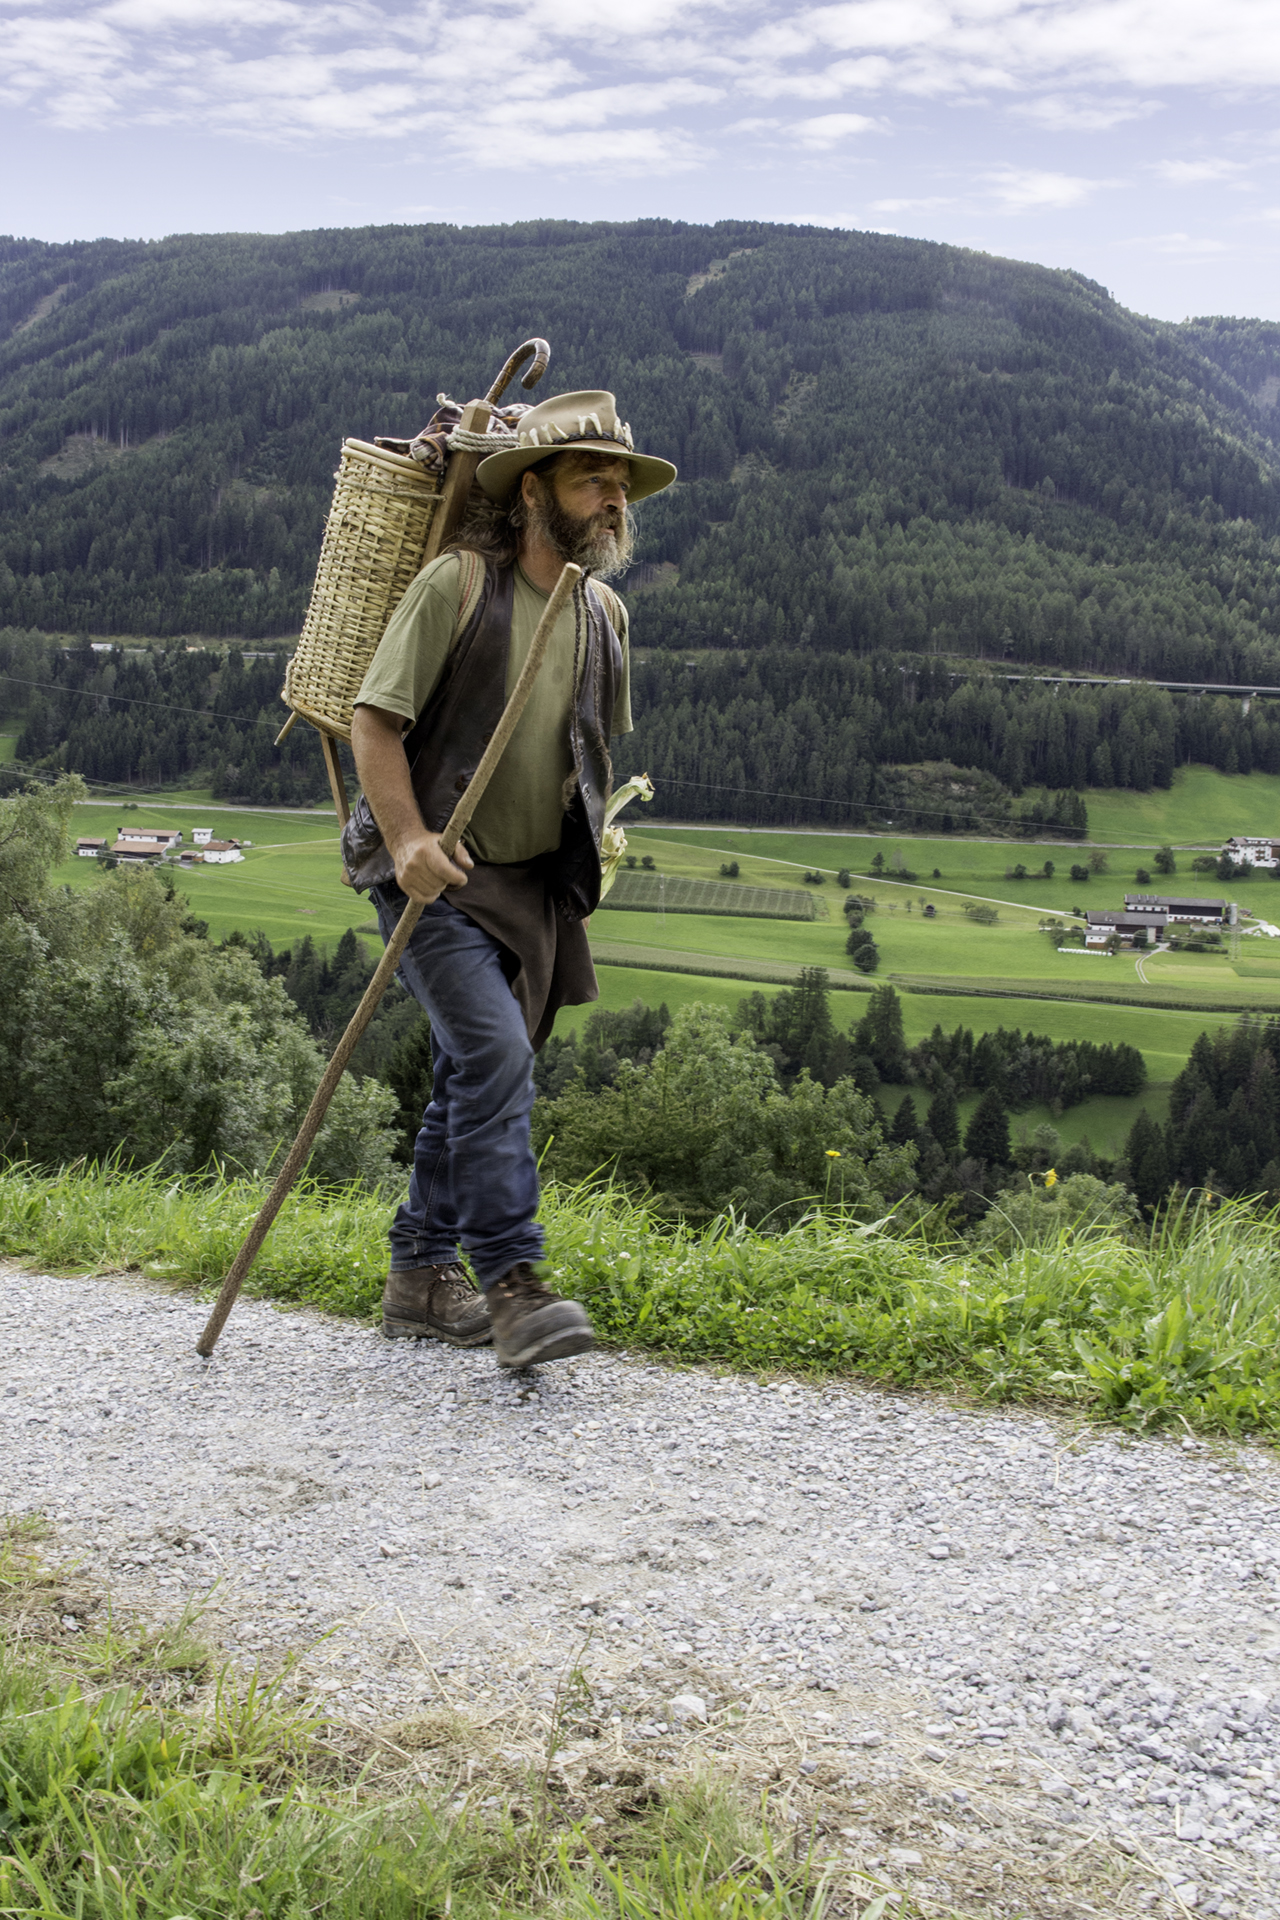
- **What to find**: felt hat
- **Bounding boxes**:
[475,390,677,503]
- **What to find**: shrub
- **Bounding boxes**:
[1070,863,1089,882]
[837,867,851,888]
[977,1174,1139,1254]
[847,931,880,973]
[719,860,740,878]
[640,854,656,871]
[533,1002,913,1223]
[963,901,999,924]
[1155,845,1177,875]
[1135,866,1152,884]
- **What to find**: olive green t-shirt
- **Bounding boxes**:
[354,555,632,865]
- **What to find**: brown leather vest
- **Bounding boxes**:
[341,560,623,922]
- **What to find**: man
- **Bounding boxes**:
[345,390,676,1368]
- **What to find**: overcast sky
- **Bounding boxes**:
[2,0,1277,323]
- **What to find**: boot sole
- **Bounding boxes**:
[494,1324,595,1368]
[382,1315,493,1348]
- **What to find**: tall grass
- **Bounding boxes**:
[2,1160,1279,1436]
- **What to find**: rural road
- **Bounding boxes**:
[4,1265,1279,1917]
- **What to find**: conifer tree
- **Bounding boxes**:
[964,1087,1011,1167]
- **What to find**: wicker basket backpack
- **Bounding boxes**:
[278,338,550,819]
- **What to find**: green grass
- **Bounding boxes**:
[1085,764,1280,847]
[0,733,16,766]
[54,803,358,951]
[3,1160,1279,1439]
[0,1522,846,1920]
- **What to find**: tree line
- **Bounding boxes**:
[12,622,1280,822]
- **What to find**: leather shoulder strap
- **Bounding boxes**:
[451,548,486,642]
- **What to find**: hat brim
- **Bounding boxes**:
[475,440,678,504]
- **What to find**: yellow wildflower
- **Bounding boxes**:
[825,1149,841,1159]
[1044,1168,1057,1189]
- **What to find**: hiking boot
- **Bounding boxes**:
[486,1263,595,1368]
[382,1263,492,1346]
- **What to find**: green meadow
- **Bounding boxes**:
[50,762,1280,1152]
[1085,764,1280,847]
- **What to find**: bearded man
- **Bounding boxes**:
[344,392,676,1369]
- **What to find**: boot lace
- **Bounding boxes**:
[494,1262,555,1305]
[433,1264,478,1308]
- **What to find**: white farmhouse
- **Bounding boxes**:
[200,839,244,865]
[1223,836,1280,867]
[117,826,182,848]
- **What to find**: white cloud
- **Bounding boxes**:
[1013,91,1161,130]
[3,0,1280,171]
[985,167,1103,210]
[793,111,880,147]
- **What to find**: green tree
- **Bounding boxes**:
[926,1085,960,1156]
[1154,845,1177,876]
[1125,1108,1171,1211]
[964,1087,1011,1167]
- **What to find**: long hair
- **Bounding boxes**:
[451,488,522,567]
[451,452,635,575]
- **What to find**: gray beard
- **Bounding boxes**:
[527,490,635,580]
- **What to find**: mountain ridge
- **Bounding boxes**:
[2,220,1279,814]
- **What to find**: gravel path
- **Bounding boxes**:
[4,1264,1280,1917]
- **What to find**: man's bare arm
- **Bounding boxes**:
[350,704,473,903]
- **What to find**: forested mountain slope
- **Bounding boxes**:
[2,221,1277,668]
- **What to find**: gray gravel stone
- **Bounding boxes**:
[3,1264,1280,1914]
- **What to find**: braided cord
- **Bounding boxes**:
[446,426,520,454]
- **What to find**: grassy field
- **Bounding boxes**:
[1085,764,1280,846]
[49,769,1280,1150]
[56,801,359,951]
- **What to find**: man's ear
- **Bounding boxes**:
[520,468,542,509]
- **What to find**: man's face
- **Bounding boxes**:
[521,454,634,576]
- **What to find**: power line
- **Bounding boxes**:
[0,670,287,728]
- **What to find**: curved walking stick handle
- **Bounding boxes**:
[195,562,582,1358]
[485,337,551,406]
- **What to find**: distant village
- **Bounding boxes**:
[75,826,248,867]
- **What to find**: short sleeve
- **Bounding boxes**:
[353,554,464,725]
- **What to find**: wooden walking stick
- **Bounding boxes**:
[196,559,583,1358]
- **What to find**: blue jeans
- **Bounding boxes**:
[372,882,543,1288]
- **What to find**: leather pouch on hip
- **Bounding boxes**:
[341,793,396,892]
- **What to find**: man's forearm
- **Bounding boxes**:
[351,706,424,859]
[351,704,472,900]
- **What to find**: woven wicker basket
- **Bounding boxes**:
[283,439,442,741]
